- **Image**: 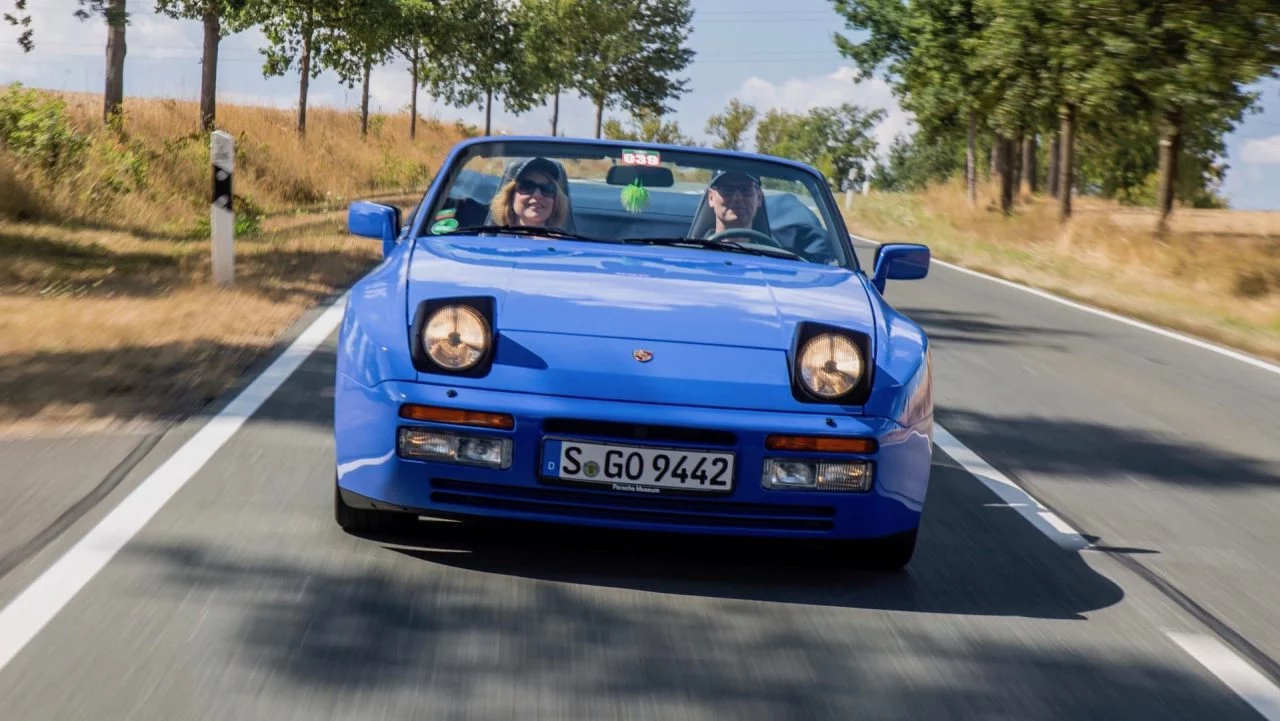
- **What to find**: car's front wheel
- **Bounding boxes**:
[334,483,419,536]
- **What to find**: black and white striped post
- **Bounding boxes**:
[210,130,234,287]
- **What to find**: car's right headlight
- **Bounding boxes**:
[797,332,864,399]
[423,304,490,371]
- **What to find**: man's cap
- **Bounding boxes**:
[710,169,760,187]
[509,156,561,181]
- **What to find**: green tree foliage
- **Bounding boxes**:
[756,104,885,190]
[249,0,372,135]
[154,0,257,131]
[704,98,758,150]
[424,0,549,135]
[310,0,398,137]
[386,0,456,140]
[832,0,989,207]
[602,109,694,145]
[570,0,695,138]
[1113,0,1279,224]
[522,0,581,135]
[871,132,965,192]
[3,0,31,52]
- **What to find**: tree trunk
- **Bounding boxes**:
[966,110,977,207]
[594,98,604,139]
[199,4,218,132]
[998,135,1015,214]
[297,12,312,135]
[103,0,126,124]
[360,60,371,139]
[484,87,493,135]
[1156,107,1182,231]
[1022,134,1038,194]
[1058,104,1076,221]
[550,88,560,136]
[1048,134,1061,198]
[1011,132,1023,196]
[409,46,418,140]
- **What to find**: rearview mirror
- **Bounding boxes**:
[348,201,402,256]
[871,243,930,293]
[606,164,675,187]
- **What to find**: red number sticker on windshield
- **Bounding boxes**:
[621,149,661,166]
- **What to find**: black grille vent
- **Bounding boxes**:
[429,478,835,533]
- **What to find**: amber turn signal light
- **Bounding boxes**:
[765,435,877,454]
[399,404,514,430]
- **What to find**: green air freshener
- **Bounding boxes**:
[620,178,650,214]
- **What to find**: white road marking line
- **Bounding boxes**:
[0,293,349,673]
[935,421,1280,712]
[932,424,1089,551]
[850,233,1280,377]
[1166,631,1280,720]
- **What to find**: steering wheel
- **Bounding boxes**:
[705,227,784,248]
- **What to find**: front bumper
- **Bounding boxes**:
[334,374,933,540]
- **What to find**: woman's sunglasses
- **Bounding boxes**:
[516,178,557,197]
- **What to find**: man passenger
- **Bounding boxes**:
[704,169,763,236]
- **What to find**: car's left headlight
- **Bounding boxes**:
[423,304,490,371]
[797,332,864,399]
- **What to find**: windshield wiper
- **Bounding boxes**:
[620,236,800,260]
[447,225,614,244]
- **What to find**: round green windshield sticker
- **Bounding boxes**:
[430,218,459,234]
[434,208,456,220]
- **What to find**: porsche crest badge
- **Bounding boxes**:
[633,349,653,363]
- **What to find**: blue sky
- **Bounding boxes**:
[2,0,1278,209]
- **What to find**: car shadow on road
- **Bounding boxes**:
[348,456,1125,622]
[895,307,1092,350]
[935,407,1280,489]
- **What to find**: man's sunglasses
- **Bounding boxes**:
[516,178,557,197]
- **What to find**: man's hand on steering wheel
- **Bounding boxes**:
[705,226,784,248]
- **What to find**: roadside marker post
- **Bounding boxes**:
[211,130,235,287]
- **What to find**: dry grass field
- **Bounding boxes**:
[843,179,1280,363]
[0,86,467,432]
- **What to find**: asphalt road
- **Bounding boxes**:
[0,242,1278,719]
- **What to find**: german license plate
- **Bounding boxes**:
[541,439,735,493]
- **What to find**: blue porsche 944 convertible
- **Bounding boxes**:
[335,136,934,570]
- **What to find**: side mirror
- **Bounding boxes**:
[871,243,930,293]
[348,201,402,256]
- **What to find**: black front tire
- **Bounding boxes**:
[334,485,419,535]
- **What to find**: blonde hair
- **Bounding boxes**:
[489,177,570,228]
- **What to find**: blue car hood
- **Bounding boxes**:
[406,236,877,411]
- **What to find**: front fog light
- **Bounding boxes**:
[763,459,872,492]
[398,428,511,469]
[814,462,871,491]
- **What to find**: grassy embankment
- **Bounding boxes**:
[843,180,1280,363]
[0,85,471,433]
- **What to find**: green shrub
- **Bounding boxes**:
[0,83,88,175]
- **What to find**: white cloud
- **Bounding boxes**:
[733,66,913,159]
[1241,135,1280,165]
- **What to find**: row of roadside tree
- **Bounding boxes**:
[4,0,694,140]
[830,0,1280,224]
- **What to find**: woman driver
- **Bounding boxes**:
[488,157,570,229]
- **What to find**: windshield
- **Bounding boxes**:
[418,139,856,269]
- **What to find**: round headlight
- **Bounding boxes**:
[423,305,489,370]
[798,333,863,399]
